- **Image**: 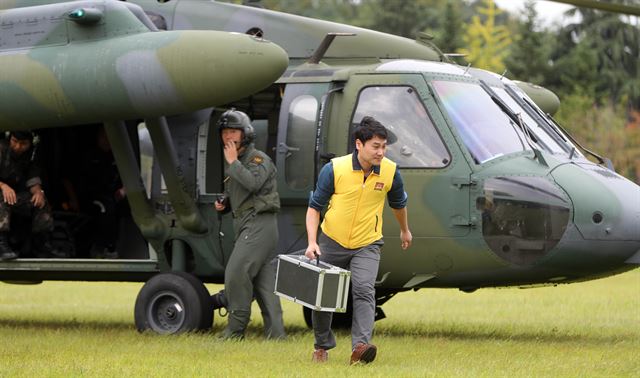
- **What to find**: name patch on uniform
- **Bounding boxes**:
[374,182,385,191]
[252,156,264,164]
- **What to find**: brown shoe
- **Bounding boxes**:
[312,349,328,363]
[350,343,377,365]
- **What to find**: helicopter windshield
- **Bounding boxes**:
[491,87,568,155]
[432,80,528,164]
[512,87,586,160]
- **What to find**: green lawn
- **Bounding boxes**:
[0,269,638,377]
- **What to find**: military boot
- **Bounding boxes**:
[33,233,67,258]
[211,289,228,310]
[219,309,250,340]
[0,233,18,260]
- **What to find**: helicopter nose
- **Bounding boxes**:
[550,162,640,262]
[550,162,640,242]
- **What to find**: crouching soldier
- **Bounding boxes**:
[0,131,63,260]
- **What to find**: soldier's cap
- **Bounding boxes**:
[11,131,34,142]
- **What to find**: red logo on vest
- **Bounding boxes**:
[374,182,384,191]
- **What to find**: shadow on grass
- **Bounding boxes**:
[0,318,312,336]
[371,324,636,344]
[0,318,134,332]
[1,318,632,345]
[239,322,635,345]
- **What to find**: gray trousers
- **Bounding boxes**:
[224,212,285,339]
[312,233,382,350]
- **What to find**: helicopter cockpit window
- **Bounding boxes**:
[492,87,567,155]
[352,86,450,168]
[285,95,318,189]
[432,80,528,164]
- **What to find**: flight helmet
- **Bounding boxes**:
[217,109,255,147]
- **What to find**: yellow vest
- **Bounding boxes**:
[321,154,396,249]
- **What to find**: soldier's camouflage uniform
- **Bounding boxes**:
[0,139,53,235]
[221,143,285,339]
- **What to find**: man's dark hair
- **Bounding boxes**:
[10,131,33,142]
[353,116,388,144]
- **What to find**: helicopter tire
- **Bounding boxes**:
[134,271,213,334]
[302,306,353,329]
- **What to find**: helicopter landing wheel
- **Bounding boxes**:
[134,272,213,334]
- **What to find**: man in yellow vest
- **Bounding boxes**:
[305,116,412,364]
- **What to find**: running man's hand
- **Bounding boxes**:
[305,242,321,259]
[400,229,412,250]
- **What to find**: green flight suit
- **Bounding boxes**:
[221,144,285,339]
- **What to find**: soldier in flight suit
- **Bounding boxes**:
[213,109,285,340]
[0,131,62,260]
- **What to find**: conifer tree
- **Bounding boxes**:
[504,1,550,85]
[458,0,511,73]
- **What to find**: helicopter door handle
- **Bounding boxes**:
[278,142,300,158]
[451,215,477,227]
[451,177,477,189]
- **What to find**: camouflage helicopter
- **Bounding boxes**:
[0,0,638,334]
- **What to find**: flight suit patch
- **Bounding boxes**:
[251,156,264,164]
[374,182,384,191]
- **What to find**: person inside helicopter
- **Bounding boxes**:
[0,131,64,260]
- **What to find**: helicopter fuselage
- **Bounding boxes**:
[0,0,637,333]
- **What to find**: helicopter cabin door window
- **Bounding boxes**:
[351,86,450,168]
[276,83,329,202]
[284,95,317,189]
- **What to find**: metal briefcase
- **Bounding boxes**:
[274,254,351,312]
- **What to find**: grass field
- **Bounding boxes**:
[0,269,638,377]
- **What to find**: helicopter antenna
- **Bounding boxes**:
[443,53,466,64]
[499,69,508,80]
[463,63,471,75]
[443,53,467,58]
[308,33,356,64]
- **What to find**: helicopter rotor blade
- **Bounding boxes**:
[551,0,640,16]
